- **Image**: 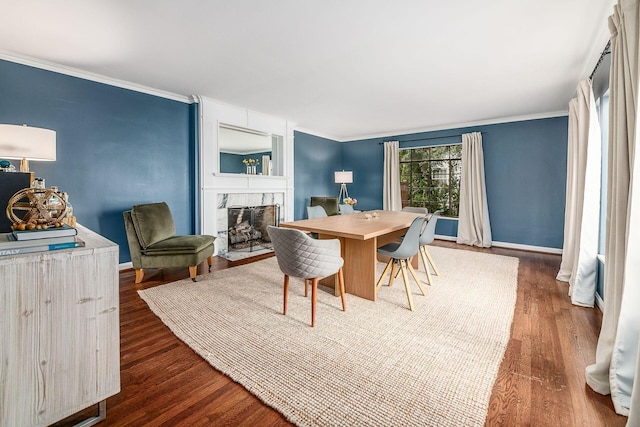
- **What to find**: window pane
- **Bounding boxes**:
[399,144,461,218]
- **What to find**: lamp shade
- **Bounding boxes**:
[334,170,353,184]
[0,124,56,161]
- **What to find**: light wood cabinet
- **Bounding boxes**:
[0,225,120,427]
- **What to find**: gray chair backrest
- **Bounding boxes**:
[386,216,425,259]
[419,210,442,245]
[307,205,328,219]
[339,204,355,215]
[267,226,343,279]
[402,206,429,214]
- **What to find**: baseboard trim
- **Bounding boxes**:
[119,261,133,271]
[434,236,562,255]
[595,293,604,312]
[492,241,563,255]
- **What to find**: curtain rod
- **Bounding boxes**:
[589,40,611,80]
[378,132,483,145]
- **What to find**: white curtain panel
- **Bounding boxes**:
[556,80,602,307]
[586,0,640,420]
[383,141,402,211]
[557,98,580,282]
[456,132,492,247]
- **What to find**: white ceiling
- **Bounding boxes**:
[0,1,615,141]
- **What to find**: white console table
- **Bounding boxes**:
[0,225,120,427]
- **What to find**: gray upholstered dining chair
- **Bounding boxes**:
[123,202,215,283]
[338,204,356,215]
[375,216,427,311]
[418,210,442,285]
[267,225,346,327]
[306,205,328,219]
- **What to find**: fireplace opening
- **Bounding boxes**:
[227,204,280,255]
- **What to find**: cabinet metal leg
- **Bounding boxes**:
[73,400,106,427]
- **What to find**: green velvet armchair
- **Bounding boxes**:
[123,202,215,283]
[310,197,339,216]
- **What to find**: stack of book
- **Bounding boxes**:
[0,224,85,256]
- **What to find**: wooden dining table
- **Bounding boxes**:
[279,210,423,301]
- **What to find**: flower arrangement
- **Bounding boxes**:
[242,158,260,174]
[343,197,357,206]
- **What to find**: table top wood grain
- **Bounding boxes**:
[280,210,423,240]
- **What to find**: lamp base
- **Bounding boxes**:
[20,157,29,172]
[338,183,349,204]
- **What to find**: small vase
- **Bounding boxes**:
[246,165,251,174]
[251,165,257,175]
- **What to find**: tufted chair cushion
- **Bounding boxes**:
[267,226,343,279]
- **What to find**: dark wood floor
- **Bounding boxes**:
[56,241,627,427]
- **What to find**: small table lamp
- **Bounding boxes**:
[0,124,56,172]
[334,170,353,203]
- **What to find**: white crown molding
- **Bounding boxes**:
[337,110,569,142]
[293,126,342,142]
[0,50,193,104]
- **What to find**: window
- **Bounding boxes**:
[399,144,462,217]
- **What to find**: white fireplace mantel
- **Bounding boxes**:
[196,96,295,254]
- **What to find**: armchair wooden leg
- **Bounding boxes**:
[134,269,144,284]
[189,266,197,282]
[207,255,213,272]
[311,278,318,327]
[283,275,289,315]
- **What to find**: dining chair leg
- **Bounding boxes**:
[283,275,289,315]
[311,278,318,327]
[338,268,346,311]
[388,261,398,288]
[376,260,393,293]
[419,247,432,285]
[399,260,415,311]
[407,262,428,296]
[423,246,440,276]
[304,279,309,297]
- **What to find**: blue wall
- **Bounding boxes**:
[1,58,568,263]
[0,60,196,263]
[293,131,342,220]
[220,151,271,174]
[297,116,568,249]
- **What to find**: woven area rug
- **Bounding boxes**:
[139,246,519,426]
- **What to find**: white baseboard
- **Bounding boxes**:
[434,236,562,255]
[491,241,563,255]
[595,293,604,312]
[434,234,457,241]
[119,261,133,271]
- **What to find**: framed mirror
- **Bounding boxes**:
[218,124,283,176]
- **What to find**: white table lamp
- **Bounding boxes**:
[0,124,56,172]
[334,170,353,203]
